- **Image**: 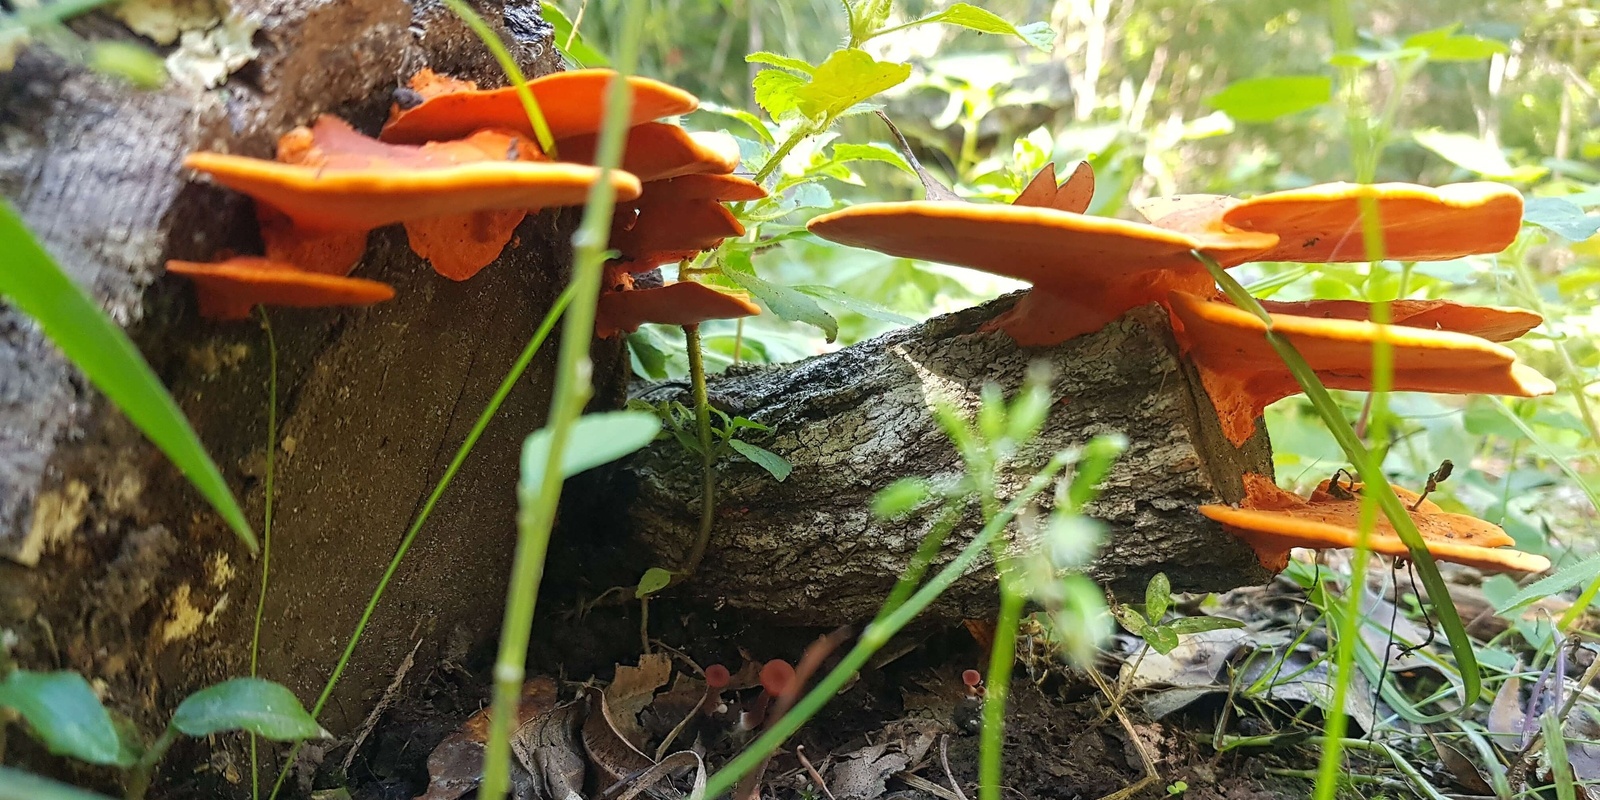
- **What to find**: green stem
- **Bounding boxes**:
[978,564,1026,800]
[872,506,963,625]
[436,0,558,158]
[124,727,178,800]
[478,12,645,796]
[265,283,577,800]
[702,453,1073,797]
[248,308,278,800]
[679,324,717,579]
[752,125,814,184]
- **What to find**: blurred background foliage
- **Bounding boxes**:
[559,0,1598,593]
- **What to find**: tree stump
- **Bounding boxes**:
[623,298,1276,624]
[0,0,619,785]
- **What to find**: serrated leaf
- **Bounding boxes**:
[912,3,1053,51]
[1144,626,1180,655]
[725,270,839,342]
[745,51,814,74]
[1524,197,1600,241]
[0,671,128,766]
[521,411,661,491]
[1145,573,1171,621]
[635,567,673,598]
[728,440,792,481]
[753,68,807,120]
[831,142,914,175]
[794,50,911,123]
[792,284,917,325]
[1205,76,1332,122]
[850,0,894,41]
[1166,616,1247,635]
[1494,552,1600,615]
[171,678,326,741]
[699,101,775,145]
[0,202,256,554]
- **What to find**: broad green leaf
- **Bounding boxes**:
[1412,129,1547,181]
[0,202,257,552]
[794,284,917,325]
[849,0,894,42]
[1145,573,1171,622]
[793,50,911,123]
[699,101,775,145]
[753,68,807,120]
[831,142,914,175]
[1403,25,1508,62]
[541,3,610,67]
[729,440,792,481]
[171,678,326,740]
[635,567,673,598]
[1144,626,1180,655]
[520,411,661,490]
[725,271,839,342]
[1205,76,1332,123]
[627,332,670,380]
[1113,605,1147,635]
[0,671,128,766]
[872,478,932,518]
[745,51,814,74]
[0,766,118,800]
[1524,197,1600,241]
[1166,617,1248,635]
[911,3,1053,51]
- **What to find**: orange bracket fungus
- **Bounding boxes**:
[1201,474,1550,574]
[185,115,643,281]
[380,67,698,145]
[558,124,742,183]
[1167,291,1555,446]
[166,257,395,321]
[595,278,760,339]
[611,173,766,273]
[1011,160,1095,213]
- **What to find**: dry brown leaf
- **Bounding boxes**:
[604,653,673,750]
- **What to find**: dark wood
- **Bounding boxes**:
[622,298,1276,624]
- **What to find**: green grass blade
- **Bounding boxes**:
[0,200,256,553]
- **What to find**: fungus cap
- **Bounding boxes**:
[1256,297,1542,343]
[556,124,742,182]
[1012,160,1094,213]
[167,257,395,321]
[595,282,760,339]
[380,68,698,144]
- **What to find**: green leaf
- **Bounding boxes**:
[1403,25,1508,62]
[86,41,166,89]
[793,49,911,123]
[849,0,894,42]
[1412,129,1547,181]
[0,766,119,800]
[1205,76,1332,123]
[1144,573,1171,622]
[1524,197,1600,241]
[872,478,932,519]
[627,332,670,380]
[729,440,792,481]
[520,411,661,490]
[171,678,326,740]
[745,51,815,74]
[910,3,1054,51]
[0,671,128,766]
[0,202,257,552]
[1494,552,1600,615]
[830,142,914,175]
[1144,626,1181,655]
[1166,616,1247,635]
[1545,710,1579,800]
[635,567,673,598]
[753,68,807,121]
[541,3,610,67]
[725,271,839,342]
[793,284,917,325]
[1113,606,1147,635]
[699,101,775,145]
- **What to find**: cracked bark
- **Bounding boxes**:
[621,297,1276,624]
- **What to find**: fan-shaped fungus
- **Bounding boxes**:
[557,124,742,182]
[1201,474,1550,574]
[595,280,760,339]
[166,257,395,320]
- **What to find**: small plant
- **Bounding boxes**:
[0,668,325,800]
[1113,573,1246,656]
[1167,780,1189,795]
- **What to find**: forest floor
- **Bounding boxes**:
[247,562,1514,800]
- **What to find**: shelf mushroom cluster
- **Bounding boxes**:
[808,161,1555,575]
[168,68,761,336]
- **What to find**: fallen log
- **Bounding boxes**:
[622,297,1276,623]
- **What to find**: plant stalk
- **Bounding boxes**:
[248,308,278,800]
[679,324,717,579]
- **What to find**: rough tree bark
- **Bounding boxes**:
[0,0,622,787]
[623,297,1277,624]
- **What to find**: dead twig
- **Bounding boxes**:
[1086,668,1159,800]
[340,637,421,774]
[795,745,836,800]
[940,734,970,800]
